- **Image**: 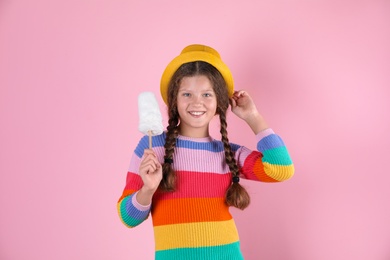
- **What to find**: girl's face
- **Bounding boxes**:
[176,75,217,138]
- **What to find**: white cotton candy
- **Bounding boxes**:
[138,92,164,136]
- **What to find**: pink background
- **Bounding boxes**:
[1,1,389,259]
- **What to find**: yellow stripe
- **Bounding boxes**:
[263,162,295,181]
[154,219,239,250]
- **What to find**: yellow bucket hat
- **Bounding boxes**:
[160,44,234,104]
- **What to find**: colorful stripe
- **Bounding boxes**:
[154,219,239,250]
[155,241,243,260]
[176,138,240,152]
[168,148,230,173]
[153,171,231,200]
[118,128,294,259]
[241,151,294,182]
[134,133,241,158]
[152,197,232,226]
[134,135,166,157]
[132,191,151,211]
[256,128,275,140]
[262,146,293,165]
[257,133,286,152]
[118,193,150,227]
[120,173,143,197]
[233,147,252,170]
[262,162,295,182]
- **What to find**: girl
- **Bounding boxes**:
[117,44,294,260]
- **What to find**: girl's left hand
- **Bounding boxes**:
[230,90,259,121]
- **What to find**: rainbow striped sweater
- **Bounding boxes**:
[117,128,294,259]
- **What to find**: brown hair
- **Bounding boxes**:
[160,61,250,210]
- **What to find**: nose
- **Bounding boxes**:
[191,94,203,105]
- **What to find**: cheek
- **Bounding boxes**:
[210,98,218,108]
[177,99,187,108]
[208,100,218,113]
[176,101,187,115]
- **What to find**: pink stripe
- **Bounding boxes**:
[234,147,252,169]
[128,154,141,174]
[129,140,256,175]
[256,128,275,142]
[128,146,166,173]
[153,170,231,200]
[173,147,230,173]
[132,191,151,211]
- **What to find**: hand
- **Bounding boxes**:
[230,90,269,134]
[139,149,162,194]
[230,90,259,121]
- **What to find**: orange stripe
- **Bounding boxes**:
[152,197,232,226]
[118,189,137,202]
[253,159,278,182]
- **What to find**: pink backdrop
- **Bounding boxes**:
[1,1,389,259]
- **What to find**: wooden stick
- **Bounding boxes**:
[148,130,152,149]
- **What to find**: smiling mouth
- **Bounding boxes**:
[189,111,205,116]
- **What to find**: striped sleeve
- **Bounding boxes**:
[238,128,294,182]
[117,136,151,228]
[117,191,151,228]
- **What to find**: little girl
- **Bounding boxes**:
[118,44,294,260]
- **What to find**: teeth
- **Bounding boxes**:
[189,112,205,116]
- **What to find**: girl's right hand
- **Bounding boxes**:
[139,149,163,194]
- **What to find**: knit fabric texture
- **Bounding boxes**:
[117,128,294,260]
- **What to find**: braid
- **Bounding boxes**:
[159,113,179,191]
[219,111,250,210]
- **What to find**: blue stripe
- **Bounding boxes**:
[257,134,285,152]
[134,134,166,157]
[176,139,240,152]
[134,133,241,156]
[119,194,150,227]
[155,241,244,260]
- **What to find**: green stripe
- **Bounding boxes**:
[155,241,244,260]
[119,197,144,227]
[262,146,292,165]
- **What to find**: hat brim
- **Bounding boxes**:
[160,51,234,104]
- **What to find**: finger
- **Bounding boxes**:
[143,154,162,168]
[142,153,161,166]
[140,159,157,169]
[232,91,240,98]
[230,97,237,108]
[140,163,157,174]
[141,157,159,169]
[142,153,156,161]
[238,90,248,98]
[143,149,156,157]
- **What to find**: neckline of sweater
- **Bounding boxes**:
[176,134,215,143]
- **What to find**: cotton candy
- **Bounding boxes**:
[138,92,164,139]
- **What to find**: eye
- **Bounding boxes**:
[203,93,212,97]
[182,93,191,97]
